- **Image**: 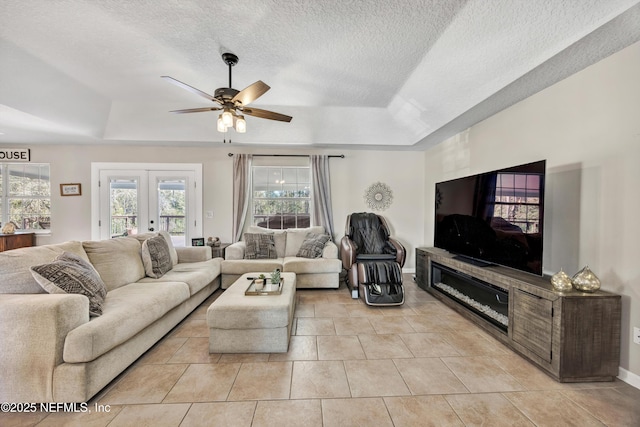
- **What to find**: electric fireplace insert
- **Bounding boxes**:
[430,262,509,333]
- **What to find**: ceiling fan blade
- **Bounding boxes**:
[161,76,216,102]
[169,107,222,114]
[232,80,270,106]
[242,107,292,122]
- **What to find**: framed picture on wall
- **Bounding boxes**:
[191,238,205,246]
[60,183,82,196]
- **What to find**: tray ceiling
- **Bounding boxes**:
[1,0,640,148]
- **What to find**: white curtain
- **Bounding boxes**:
[232,154,252,242]
[310,155,335,240]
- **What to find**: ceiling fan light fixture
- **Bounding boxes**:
[221,109,234,127]
[163,52,292,136]
[235,116,246,133]
[217,115,227,132]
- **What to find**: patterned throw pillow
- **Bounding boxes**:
[244,233,277,259]
[30,251,107,317]
[296,233,331,259]
[141,235,173,278]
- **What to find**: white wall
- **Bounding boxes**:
[424,40,640,379]
[6,145,424,269]
[331,150,425,270]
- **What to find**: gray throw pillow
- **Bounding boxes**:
[30,251,107,317]
[141,234,173,278]
[244,233,277,259]
[296,233,331,258]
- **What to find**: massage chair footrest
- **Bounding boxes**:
[359,282,404,306]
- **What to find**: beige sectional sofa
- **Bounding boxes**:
[221,225,342,289]
[0,232,221,403]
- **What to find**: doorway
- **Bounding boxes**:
[91,163,202,246]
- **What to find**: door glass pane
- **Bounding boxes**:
[157,178,186,247]
[110,178,138,237]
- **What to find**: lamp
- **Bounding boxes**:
[235,116,246,133]
[217,115,227,132]
[217,110,247,133]
[221,109,234,127]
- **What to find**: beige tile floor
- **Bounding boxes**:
[3,275,639,426]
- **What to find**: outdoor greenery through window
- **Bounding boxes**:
[494,172,541,233]
[157,178,186,237]
[108,178,186,238]
[109,178,138,236]
[0,163,51,232]
[252,166,310,229]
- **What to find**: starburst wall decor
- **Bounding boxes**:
[364,182,393,211]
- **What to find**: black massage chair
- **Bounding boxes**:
[340,212,405,306]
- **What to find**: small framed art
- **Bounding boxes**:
[60,183,82,196]
[191,238,205,246]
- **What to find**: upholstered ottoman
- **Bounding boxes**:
[206,272,296,353]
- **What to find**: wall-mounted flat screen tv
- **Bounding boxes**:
[434,160,546,276]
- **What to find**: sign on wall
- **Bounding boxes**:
[0,148,30,162]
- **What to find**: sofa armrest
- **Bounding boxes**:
[0,294,88,403]
[176,246,212,263]
[322,240,339,259]
[225,241,246,260]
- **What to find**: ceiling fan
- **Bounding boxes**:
[161,52,292,134]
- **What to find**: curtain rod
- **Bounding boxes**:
[228,153,344,158]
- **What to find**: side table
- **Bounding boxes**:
[210,243,230,258]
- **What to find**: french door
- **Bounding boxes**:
[93,164,202,246]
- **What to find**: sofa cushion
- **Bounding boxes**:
[247,226,287,258]
[141,235,173,278]
[244,233,277,259]
[83,238,146,292]
[30,252,107,317]
[0,241,89,294]
[283,256,343,274]
[63,281,190,363]
[221,258,284,275]
[296,233,331,258]
[285,226,325,257]
[131,231,178,266]
[138,258,221,295]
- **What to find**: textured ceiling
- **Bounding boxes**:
[1,0,640,149]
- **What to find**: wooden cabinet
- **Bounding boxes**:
[416,247,621,382]
[415,248,429,292]
[511,289,553,363]
[0,232,35,252]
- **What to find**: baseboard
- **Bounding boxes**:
[618,367,640,390]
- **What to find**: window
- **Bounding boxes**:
[252,166,310,229]
[0,163,51,232]
[493,172,541,233]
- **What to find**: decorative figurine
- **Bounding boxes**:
[1,222,16,234]
[572,265,601,292]
[550,269,572,292]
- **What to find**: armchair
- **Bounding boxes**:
[341,212,405,305]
